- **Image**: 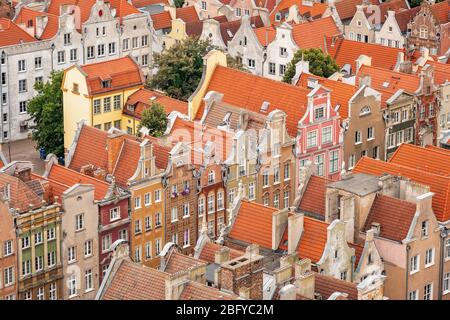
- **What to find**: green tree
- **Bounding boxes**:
[283,48,340,84]
[137,102,168,137]
[173,0,184,8]
[226,54,247,72]
[148,37,215,101]
[27,71,64,157]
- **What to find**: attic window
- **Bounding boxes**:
[260,101,270,113]
[102,80,112,88]
[127,104,135,112]
[220,112,232,125]
[275,13,281,21]
[27,20,33,28]
[360,105,371,116]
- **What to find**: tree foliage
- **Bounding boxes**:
[27,71,64,157]
[173,0,185,8]
[283,48,340,84]
[148,37,215,101]
[226,54,247,72]
[137,102,168,137]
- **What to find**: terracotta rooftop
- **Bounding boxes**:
[14,7,60,40]
[426,60,450,85]
[297,73,356,119]
[163,251,206,274]
[0,173,43,213]
[47,163,109,200]
[112,138,141,187]
[79,56,144,95]
[357,64,420,95]
[325,37,403,72]
[198,243,245,263]
[254,25,277,47]
[125,89,188,118]
[297,217,328,262]
[428,0,450,24]
[315,273,358,300]
[175,6,199,23]
[291,17,341,51]
[298,175,327,218]
[132,0,169,7]
[179,281,239,300]
[353,156,450,222]
[102,259,169,300]
[363,194,416,242]
[0,18,36,47]
[393,6,421,32]
[390,144,450,177]
[333,0,379,21]
[151,10,171,30]
[362,0,410,24]
[194,65,310,137]
[269,0,328,23]
[228,200,277,249]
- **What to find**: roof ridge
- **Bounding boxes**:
[52,163,110,186]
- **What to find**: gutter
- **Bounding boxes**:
[405,244,411,300]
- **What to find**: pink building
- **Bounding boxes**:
[296,85,343,182]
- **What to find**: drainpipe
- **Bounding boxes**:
[438,227,449,300]
[261,49,267,77]
[405,244,411,300]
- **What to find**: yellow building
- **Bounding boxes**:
[62,56,144,149]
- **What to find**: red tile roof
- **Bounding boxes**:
[124,88,188,118]
[103,259,169,300]
[291,17,341,51]
[132,0,169,7]
[357,64,420,95]
[362,0,410,24]
[228,200,277,249]
[269,0,328,23]
[14,7,60,40]
[363,194,416,242]
[47,163,109,200]
[0,18,36,46]
[194,65,310,136]
[254,25,277,47]
[297,73,356,119]
[151,10,171,30]
[69,125,109,172]
[198,243,244,263]
[353,157,450,222]
[46,0,97,24]
[80,56,144,95]
[164,251,206,274]
[429,0,450,24]
[325,37,403,72]
[333,0,379,21]
[298,175,327,217]
[179,281,238,300]
[175,6,199,23]
[390,144,450,177]
[393,6,421,32]
[315,273,358,300]
[0,173,43,213]
[426,60,450,85]
[109,0,141,19]
[112,138,140,187]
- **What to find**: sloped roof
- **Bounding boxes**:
[151,10,171,30]
[0,173,43,213]
[363,194,416,242]
[298,175,327,218]
[254,25,277,47]
[124,88,189,118]
[362,0,410,25]
[132,0,170,7]
[394,6,421,32]
[315,273,358,300]
[79,56,144,95]
[291,17,341,51]
[102,259,169,300]
[175,5,199,23]
[112,138,141,188]
[164,251,206,274]
[333,0,379,21]
[269,0,328,23]
[228,200,277,249]
[0,18,36,46]
[46,0,97,24]
[14,7,60,40]
[179,281,239,300]
[325,37,403,72]
[426,60,450,85]
[194,65,310,137]
[47,163,109,200]
[353,157,450,222]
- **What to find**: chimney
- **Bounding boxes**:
[238,111,249,131]
[355,55,372,72]
[415,192,434,217]
[371,222,381,236]
[378,174,399,198]
[165,5,177,19]
[35,15,49,39]
[294,262,315,300]
[272,208,289,250]
[14,166,32,182]
[279,284,297,300]
[215,247,231,264]
[288,212,304,254]
[165,271,189,300]
[106,132,126,174]
[294,258,311,278]
[239,287,250,299]
[359,75,371,88]
[80,164,95,177]
[93,168,106,181]
[245,243,260,257]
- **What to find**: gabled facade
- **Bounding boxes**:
[296,85,343,182]
[0,199,17,300]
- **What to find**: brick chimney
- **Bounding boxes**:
[165,271,189,300]
[272,208,289,250]
[14,166,31,182]
[288,211,304,254]
[219,247,264,300]
[294,259,315,300]
[415,192,434,217]
[80,164,95,177]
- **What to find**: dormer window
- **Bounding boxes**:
[357,20,362,27]
[127,104,135,112]
[314,106,325,120]
[102,80,111,88]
